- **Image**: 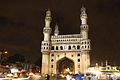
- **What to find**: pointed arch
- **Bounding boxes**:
[56,57,75,74]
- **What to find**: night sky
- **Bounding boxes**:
[0,0,120,65]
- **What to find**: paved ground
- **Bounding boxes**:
[40,76,66,80]
[37,76,66,80]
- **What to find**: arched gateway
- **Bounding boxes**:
[57,57,74,74]
[41,6,91,75]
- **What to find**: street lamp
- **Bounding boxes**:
[0,51,8,65]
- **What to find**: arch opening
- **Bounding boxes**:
[56,57,74,74]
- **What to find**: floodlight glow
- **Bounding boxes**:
[10,68,18,73]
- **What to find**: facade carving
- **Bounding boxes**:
[41,6,91,75]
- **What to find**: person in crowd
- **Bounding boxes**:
[85,74,91,80]
[66,73,72,80]
[76,73,84,80]
[45,74,50,80]
[90,74,97,80]
[55,74,59,80]
[116,77,120,80]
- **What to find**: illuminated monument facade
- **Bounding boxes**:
[41,6,91,75]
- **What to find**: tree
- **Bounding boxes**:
[34,57,42,67]
[34,57,42,73]
[7,53,25,63]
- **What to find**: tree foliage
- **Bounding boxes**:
[34,57,42,66]
[7,53,25,63]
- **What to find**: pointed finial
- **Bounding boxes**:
[81,5,86,14]
[80,5,87,25]
[54,24,59,36]
[55,23,58,28]
[46,9,51,17]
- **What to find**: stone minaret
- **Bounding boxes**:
[54,24,59,36]
[41,9,52,74]
[80,6,91,74]
[80,6,88,39]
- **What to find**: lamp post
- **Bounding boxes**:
[0,51,7,65]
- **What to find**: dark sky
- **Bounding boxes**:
[0,0,120,65]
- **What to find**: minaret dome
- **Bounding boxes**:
[54,24,59,36]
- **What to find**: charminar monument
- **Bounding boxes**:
[41,6,91,75]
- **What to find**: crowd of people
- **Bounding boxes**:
[43,73,97,80]
[65,73,96,80]
[65,73,120,80]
